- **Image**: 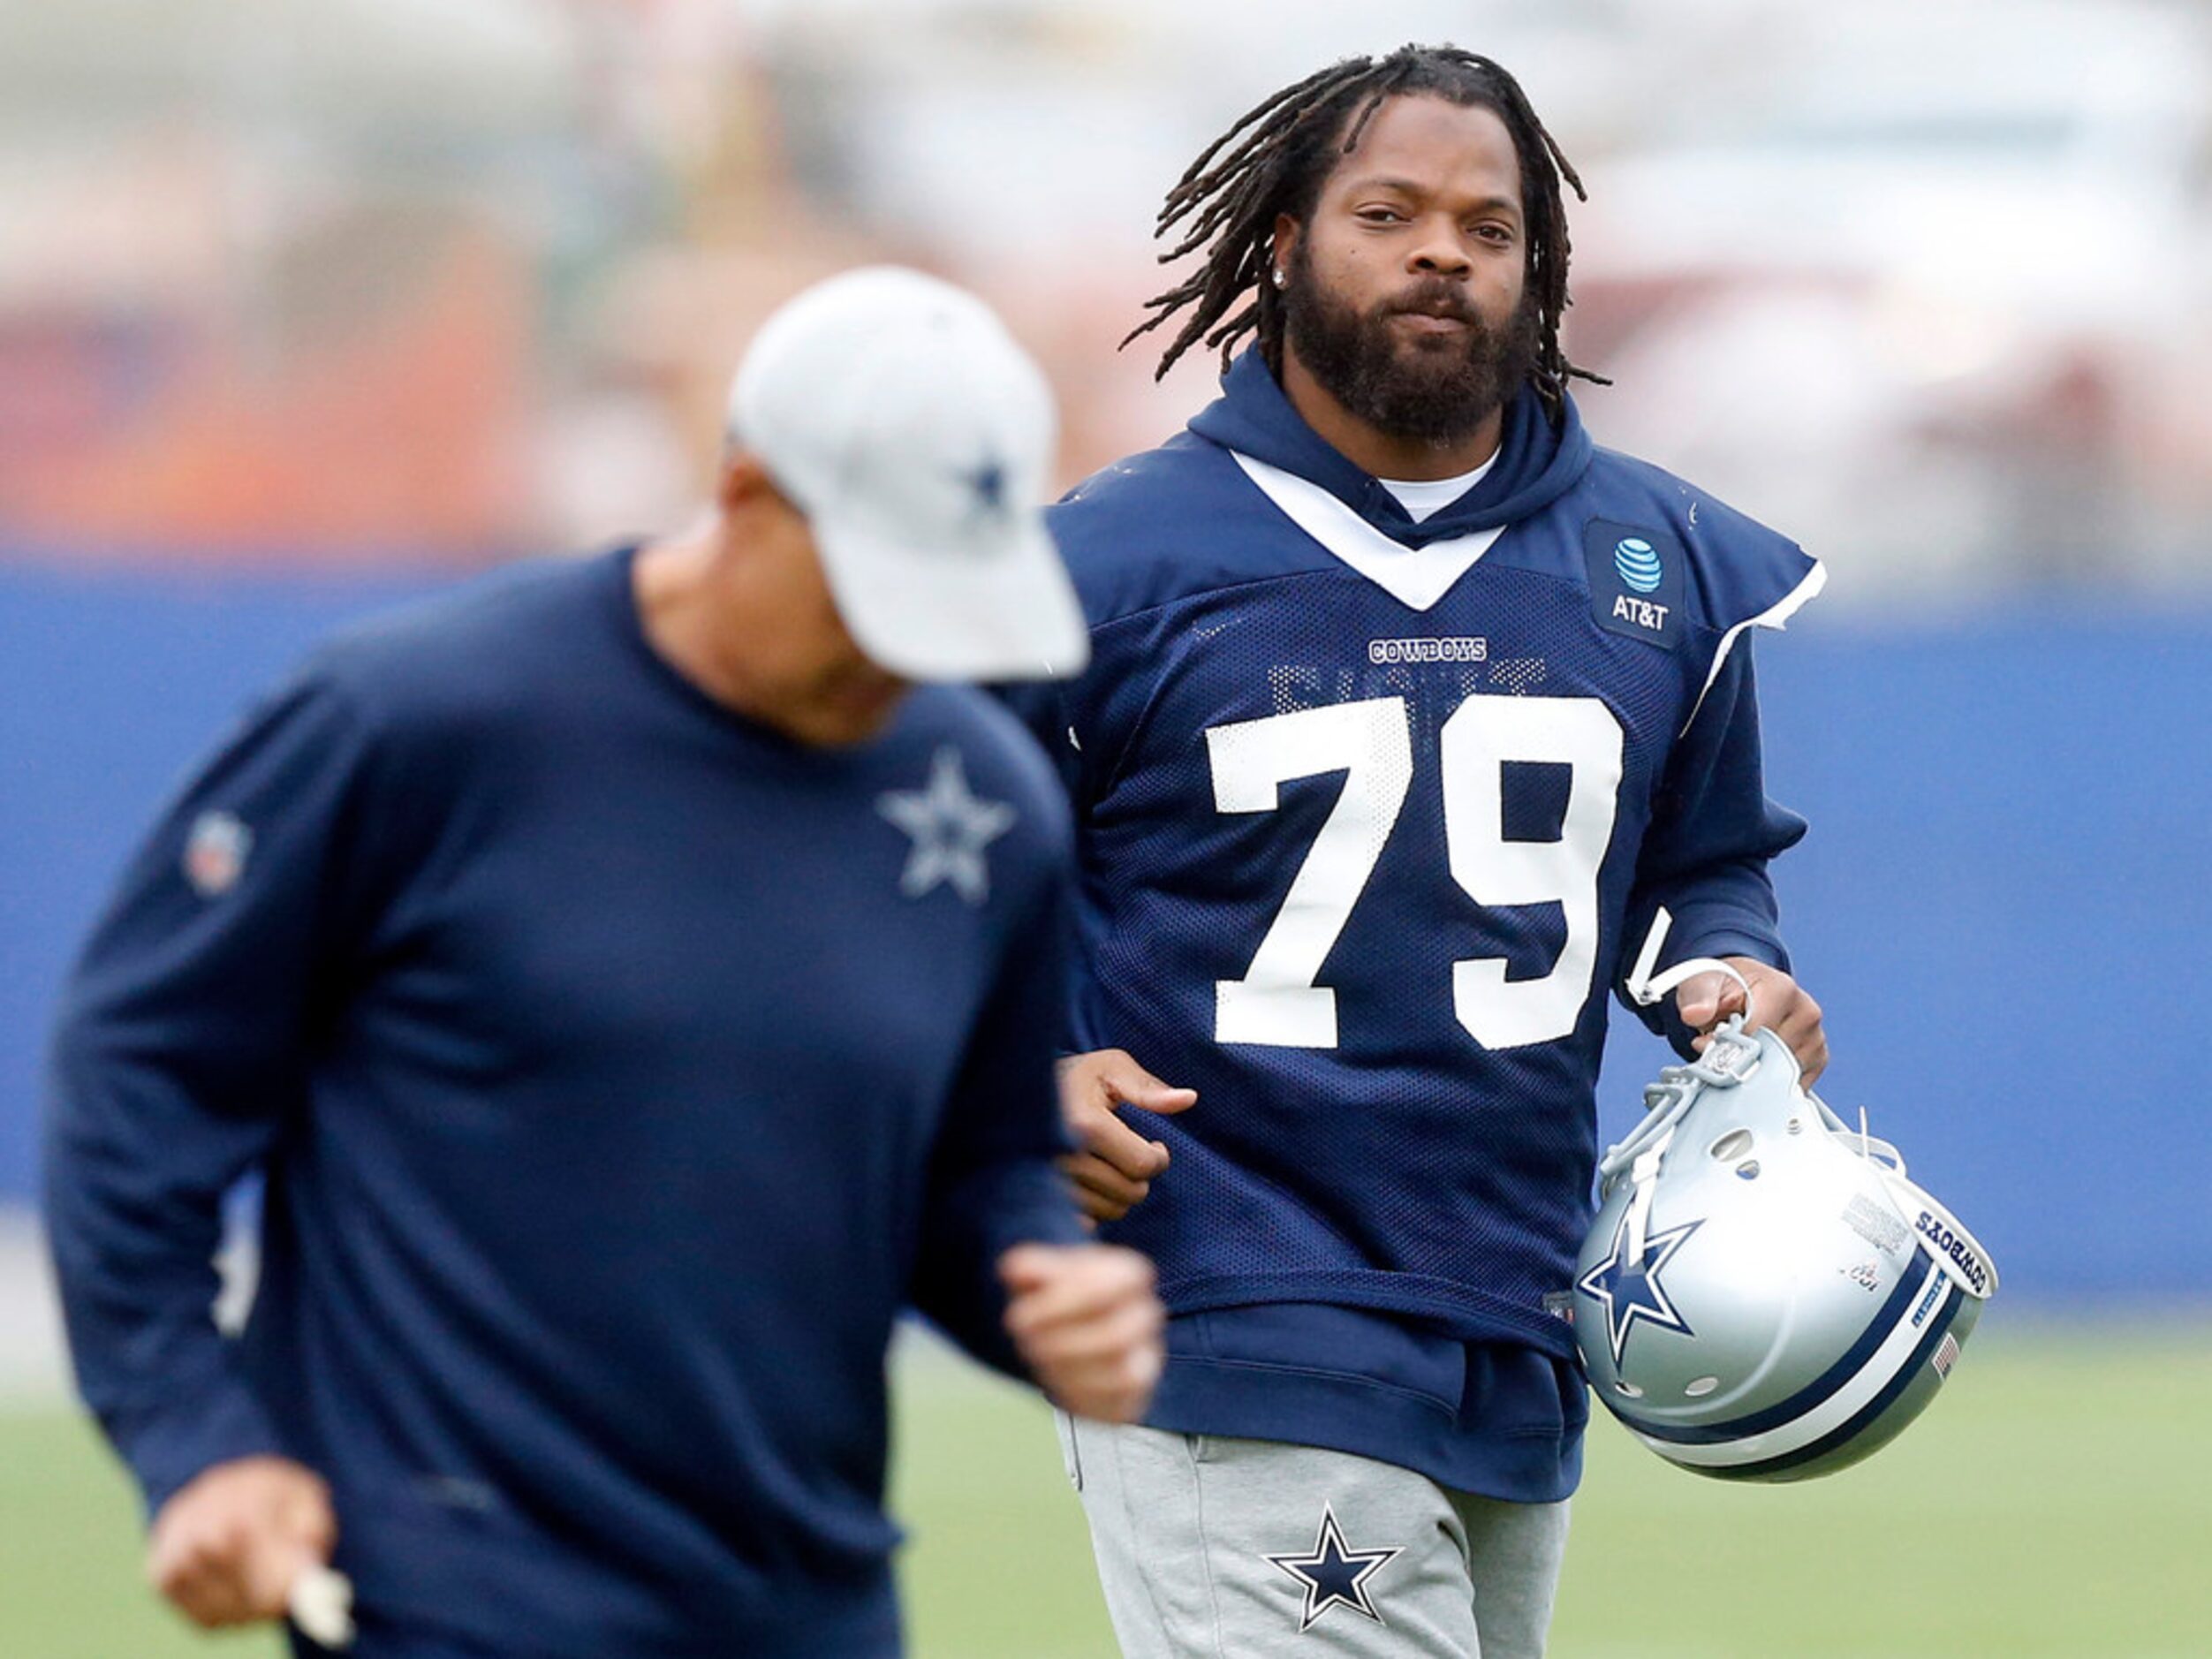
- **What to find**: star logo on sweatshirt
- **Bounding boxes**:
[1265,1504,1404,1632]
[876,746,1017,905]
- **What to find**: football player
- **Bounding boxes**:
[44,269,1163,1658]
[1001,47,1829,1657]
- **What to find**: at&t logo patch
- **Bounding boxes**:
[1614,536,1663,592]
[1584,519,1685,650]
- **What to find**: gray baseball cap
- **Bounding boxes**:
[726,266,1088,682]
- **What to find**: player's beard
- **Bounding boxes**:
[1281,245,1539,448]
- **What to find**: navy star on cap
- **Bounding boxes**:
[1264,1504,1403,1632]
[963,457,1007,514]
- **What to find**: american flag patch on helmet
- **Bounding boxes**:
[1931,1332,1962,1380]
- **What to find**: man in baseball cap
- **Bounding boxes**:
[48,266,1153,1657]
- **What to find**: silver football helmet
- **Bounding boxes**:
[1574,958,1996,1483]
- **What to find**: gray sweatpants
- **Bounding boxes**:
[1059,1417,1569,1657]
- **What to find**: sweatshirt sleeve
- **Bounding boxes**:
[905,853,1087,1382]
[43,670,383,1515]
[1617,640,1807,1055]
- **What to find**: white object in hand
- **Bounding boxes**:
[288,1564,356,1649]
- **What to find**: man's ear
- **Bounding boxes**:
[1270,215,1301,284]
[716,449,779,515]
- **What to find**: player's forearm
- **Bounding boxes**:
[1625,859,1789,971]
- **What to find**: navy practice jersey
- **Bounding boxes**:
[46,549,1083,1658]
[1006,351,1821,1390]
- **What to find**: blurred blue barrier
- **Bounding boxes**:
[4,559,2206,1303]
[0,558,440,1214]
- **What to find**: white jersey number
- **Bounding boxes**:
[1207,694,1623,1051]
[1206,699,1414,1048]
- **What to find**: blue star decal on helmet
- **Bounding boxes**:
[1264,1504,1403,1633]
[1577,1210,1703,1367]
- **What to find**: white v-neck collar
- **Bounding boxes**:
[1230,450,1506,613]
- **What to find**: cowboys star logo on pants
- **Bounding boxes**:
[1264,1504,1404,1632]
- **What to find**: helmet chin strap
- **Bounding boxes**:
[1610,909,1767,1262]
[1624,906,1757,1025]
[1621,1135,1666,1269]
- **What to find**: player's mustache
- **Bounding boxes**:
[1382,282,1481,325]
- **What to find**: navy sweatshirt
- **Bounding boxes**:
[45,548,1084,1656]
[1000,350,1822,1502]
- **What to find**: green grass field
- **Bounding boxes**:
[4,1322,2206,1657]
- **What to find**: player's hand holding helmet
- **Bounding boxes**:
[1573,926,1996,1481]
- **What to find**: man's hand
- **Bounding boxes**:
[1056,1049,1198,1223]
[147,1455,335,1630]
[999,1243,1164,1424]
[1675,956,1828,1086]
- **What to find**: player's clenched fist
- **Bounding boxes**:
[1056,1049,1198,1222]
[998,1243,1164,1424]
[147,1455,336,1629]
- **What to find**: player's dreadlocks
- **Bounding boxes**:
[1125,44,1605,413]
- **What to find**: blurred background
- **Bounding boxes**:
[3,1,2208,1654]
